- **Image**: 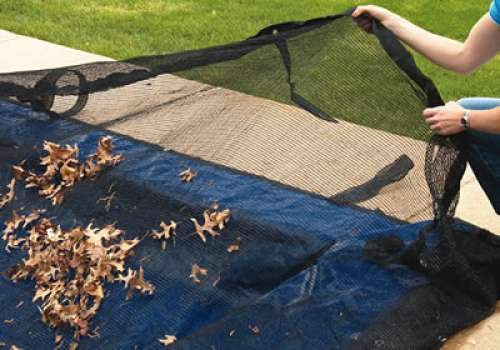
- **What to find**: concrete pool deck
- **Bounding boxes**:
[0,29,499,349]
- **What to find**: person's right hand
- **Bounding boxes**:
[352,5,395,32]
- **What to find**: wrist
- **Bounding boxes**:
[461,109,472,130]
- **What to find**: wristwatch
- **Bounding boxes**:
[460,110,471,130]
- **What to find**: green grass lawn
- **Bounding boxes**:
[0,0,498,102]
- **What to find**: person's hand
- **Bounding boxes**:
[352,5,395,32]
[422,101,467,136]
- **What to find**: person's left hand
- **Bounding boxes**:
[422,101,466,136]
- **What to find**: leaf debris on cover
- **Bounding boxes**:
[2,211,153,340]
[13,137,123,205]
[159,335,177,347]
[227,237,241,253]
[189,264,208,284]
[97,191,116,212]
[190,208,231,243]
[249,325,261,335]
[179,168,197,183]
[2,209,45,252]
[116,266,155,300]
[150,221,177,250]
[0,178,15,209]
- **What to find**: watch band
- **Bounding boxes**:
[461,110,471,130]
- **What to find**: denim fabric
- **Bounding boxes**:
[490,0,500,25]
[457,98,500,213]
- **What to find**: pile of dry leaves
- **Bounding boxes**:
[12,136,124,205]
[3,212,153,342]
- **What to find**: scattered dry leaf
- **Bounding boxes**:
[179,168,197,183]
[159,335,177,347]
[0,178,15,209]
[97,191,116,212]
[3,319,13,324]
[189,264,208,284]
[212,273,221,288]
[190,208,231,243]
[116,266,155,300]
[91,136,124,166]
[10,346,23,350]
[227,237,241,253]
[249,325,260,335]
[151,221,177,250]
[209,209,231,230]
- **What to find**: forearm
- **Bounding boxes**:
[384,16,465,72]
[469,107,500,134]
[383,14,500,74]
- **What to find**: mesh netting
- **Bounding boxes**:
[0,8,498,350]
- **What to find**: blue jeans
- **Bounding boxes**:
[457,98,500,214]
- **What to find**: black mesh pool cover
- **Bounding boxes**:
[0,7,499,350]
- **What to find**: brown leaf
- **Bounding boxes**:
[190,218,207,243]
[2,211,24,242]
[227,237,241,253]
[84,224,122,247]
[119,239,141,253]
[96,191,116,212]
[151,221,177,250]
[0,178,15,208]
[249,325,260,335]
[60,159,82,185]
[116,267,155,300]
[179,168,197,183]
[209,209,231,230]
[189,264,208,284]
[11,164,26,180]
[159,335,177,347]
[40,141,78,166]
[22,209,45,229]
[92,136,124,166]
[115,268,136,288]
[83,159,103,178]
[128,266,155,299]
[190,208,231,243]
